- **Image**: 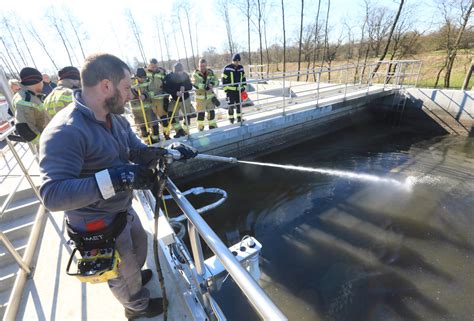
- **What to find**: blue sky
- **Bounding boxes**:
[1,0,438,73]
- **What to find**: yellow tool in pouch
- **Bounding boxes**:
[66,247,121,284]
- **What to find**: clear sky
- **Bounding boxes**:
[0,0,438,74]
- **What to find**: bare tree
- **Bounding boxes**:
[160,18,172,69]
[154,17,165,65]
[183,5,197,69]
[66,11,87,60]
[46,8,74,65]
[1,37,20,75]
[0,51,18,77]
[281,0,286,73]
[439,0,473,88]
[2,17,27,67]
[372,0,405,74]
[311,0,322,81]
[175,12,191,71]
[296,0,304,80]
[462,59,473,89]
[28,24,58,70]
[14,18,37,68]
[125,9,147,65]
[218,0,235,55]
[319,0,331,70]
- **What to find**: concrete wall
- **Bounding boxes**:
[405,88,474,136]
[169,90,392,181]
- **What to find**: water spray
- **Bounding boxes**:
[193,153,414,190]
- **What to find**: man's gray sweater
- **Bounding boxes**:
[39,90,148,232]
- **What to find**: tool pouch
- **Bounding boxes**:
[65,213,127,284]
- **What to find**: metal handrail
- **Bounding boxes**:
[166,178,288,321]
[131,61,421,132]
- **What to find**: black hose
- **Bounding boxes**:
[152,162,169,321]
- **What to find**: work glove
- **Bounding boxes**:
[130,147,168,168]
[205,85,211,91]
[166,142,198,161]
[95,165,157,200]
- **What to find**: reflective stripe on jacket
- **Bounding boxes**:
[192,68,219,100]
[13,87,46,138]
[221,64,246,91]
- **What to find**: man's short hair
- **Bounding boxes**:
[199,58,207,64]
[81,53,130,87]
[149,58,158,64]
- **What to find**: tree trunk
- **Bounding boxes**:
[28,26,58,70]
[264,19,270,76]
[247,0,252,66]
[0,37,20,75]
[184,10,197,70]
[462,60,474,90]
[372,0,405,74]
[172,28,181,62]
[297,0,304,81]
[320,0,330,68]
[126,10,147,64]
[160,19,172,69]
[3,18,27,67]
[444,2,473,88]
[0,54,17,77]
[177,14,190,71]
[16,21,37,68]
[257,0,264,66]
[67,13,86,60]
[155,18,165,65]
[311,0,322,81]
[281,0,286,73]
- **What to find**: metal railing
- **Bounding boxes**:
[130,60,421,141]
[1,68,48,320]
[166,178,287,320]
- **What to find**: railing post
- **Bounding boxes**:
[343,65,349,99]
[282,72,286,116]
[5,138,42,203]
[0,232,31,274]
[316,68,321,106]
[187,221,206,277]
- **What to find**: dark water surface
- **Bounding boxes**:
[179,123,474,321]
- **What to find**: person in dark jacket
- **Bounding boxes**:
[221,53,246,124]
[42,73,57,96]
[163,62,194,138]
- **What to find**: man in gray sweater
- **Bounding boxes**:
[39,53,196,319]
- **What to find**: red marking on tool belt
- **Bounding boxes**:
[86,219,106,232]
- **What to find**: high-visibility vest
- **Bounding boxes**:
[146,69,166,100]
[44,86,74,119]
[130,81,152,110]
[192,68,219,100]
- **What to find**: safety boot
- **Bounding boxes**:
[125,298,163,320]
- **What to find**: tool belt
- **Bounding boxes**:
[66,212,127,284]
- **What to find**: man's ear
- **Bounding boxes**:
[100,79,113,95]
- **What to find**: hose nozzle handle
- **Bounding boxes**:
[194,154,238,163]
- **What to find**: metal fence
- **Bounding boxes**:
[130,60,422,141]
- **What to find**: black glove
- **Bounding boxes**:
[95,165,156,199]
[168,142,198,160]
[205,85,210,90]
[130,147,168,168]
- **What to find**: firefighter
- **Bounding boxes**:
[222,53,246,124]
[192,58,220,131]
[163,62,194,138]
[130,68,160,144]
[146,58,170,139]
[13,67,46,144]
[39,53,197,319]
[8,79,21,94]
[44,66,81,123]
